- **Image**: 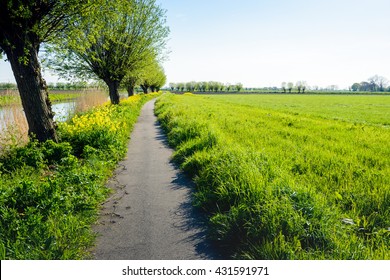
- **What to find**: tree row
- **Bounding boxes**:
[351,75,390,92]
[0,0,169,142]
[169,81,243,92]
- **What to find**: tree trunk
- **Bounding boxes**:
[140,85,148,94]
[106,80,120,104]
[5,44,58,142]
[127,85,135,97]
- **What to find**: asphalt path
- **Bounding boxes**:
[93,99,217,260]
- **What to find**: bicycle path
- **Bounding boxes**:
[93,99,217,260]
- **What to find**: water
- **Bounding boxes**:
[52,101,76,122]
[0,101,76,132]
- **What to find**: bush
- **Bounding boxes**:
[0,140,73,172]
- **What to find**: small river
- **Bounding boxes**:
[0,101,76,132]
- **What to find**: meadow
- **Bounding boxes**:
[207,94,390,127]
[155,93,390,259]
[0,89,85,106]
[0,93,159,259]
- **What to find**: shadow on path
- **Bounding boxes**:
[93,99,223,260]
[154,120,222,260]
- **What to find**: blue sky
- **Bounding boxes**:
[1,0,389,89]
[160,0,390,89]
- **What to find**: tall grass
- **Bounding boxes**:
[155,93,390,260]
[0,89,19,105]
[0,104,29,155]
[73,90,108,115]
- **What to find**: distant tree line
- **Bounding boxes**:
[280,81,339,93]
[281,81,308,93]
[1,74,166,93]
[0,81,103,91]
[351,75,389,92]
[169,81,243,92]
[167,76,390,95]
[0,82,17,90]
[48,82,100,90]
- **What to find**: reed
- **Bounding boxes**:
[0,89,20,105]
[74,90,109,115]
[0,104,28,155]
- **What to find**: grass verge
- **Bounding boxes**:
[0,93,159,259]
[155,93,390,260]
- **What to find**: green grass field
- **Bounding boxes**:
[155,93,390,259]
[207,94,390,127]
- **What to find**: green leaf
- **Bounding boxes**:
[335,191,343,200]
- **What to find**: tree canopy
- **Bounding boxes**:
[47,0,169,104]
[139,61,167,93]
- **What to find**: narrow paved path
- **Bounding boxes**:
[93,99,216,260]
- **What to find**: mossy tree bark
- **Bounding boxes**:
[3,42,58,142]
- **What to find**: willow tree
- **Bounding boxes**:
[149,65,167,92]
[48,0,169,104]
[139,61,166,93]
[122,73,141,97]
[0,1,96,142]
[121,52,156,97]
